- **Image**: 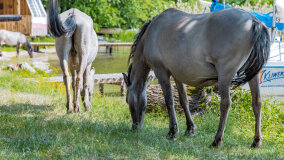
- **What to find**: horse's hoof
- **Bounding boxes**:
[84,102,92,111]
[166,131,178,141]
[184,129,195,136]
[210,140,222,148]
[251,138,262,148]
[66,104,74,113]
[132,123,138,131]
[184,125,196,136]
[74,103,81,113]
[67,110,74,114]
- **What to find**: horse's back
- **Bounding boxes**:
[58,9,98,68]
[59,8,93,30]
[143,8,256,87]
[0,30,26,45]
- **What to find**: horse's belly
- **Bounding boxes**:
[170,63,218,87]
[4,39,17,46]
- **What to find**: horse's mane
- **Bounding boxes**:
[128,19,152,64]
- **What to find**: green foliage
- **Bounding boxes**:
[112,30,136,42]
[42,0,273,29]
[224,0,273,6]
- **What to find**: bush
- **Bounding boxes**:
[42,0,273,29]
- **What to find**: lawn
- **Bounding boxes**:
[0,69,283,159]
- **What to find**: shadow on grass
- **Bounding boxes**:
[0,103,53,115]
[0,104,282,159]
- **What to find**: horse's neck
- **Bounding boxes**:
[130,62,149,90]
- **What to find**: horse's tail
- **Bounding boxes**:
[128,19,153,64]
[48,0,76,37]
[232,17,270,86]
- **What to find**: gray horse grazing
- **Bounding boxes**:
[0,30,33,58]
[48,0,98,113]
[123,8,270,148]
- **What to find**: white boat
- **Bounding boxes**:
[200,0,284,95]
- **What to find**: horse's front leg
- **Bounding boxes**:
[175,79,196,136]
[248,75,262,148]
[16,43,21,56]
[154,69,179,140]
[211,77,231,147]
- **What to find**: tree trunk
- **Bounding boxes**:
[146,84,212,113]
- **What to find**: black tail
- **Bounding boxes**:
[48,0,76,37]
[128,19,152,64]
[232,17,270,86]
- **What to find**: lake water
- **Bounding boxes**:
[1,47,130,75]
[46,47,130,74]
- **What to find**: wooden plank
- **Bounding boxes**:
[0,0,3,15]
[16,0,20,15]
[98,42,133,47]
[21,0,30,15]
[44,72,157,84]
[30,42,134,47]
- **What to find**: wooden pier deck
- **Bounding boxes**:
[31,42,133,53]
[44,72,157,96]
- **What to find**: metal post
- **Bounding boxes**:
[272,0,276,41]
[0,15,22,22]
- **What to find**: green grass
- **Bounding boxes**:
[0,69,283,159]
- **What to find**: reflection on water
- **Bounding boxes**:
[92,54,129,74]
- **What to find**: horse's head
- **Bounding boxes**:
[123,63,148,130]
[26,39,33,58]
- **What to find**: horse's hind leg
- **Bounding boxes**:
[74,34,90,113]
[248,75,262,148]
[154,69,179,140]
[175,79,196,136]
[71,69,77,107]
[211,77,232,147]
[82,65,92,111]
[57,38,74,113]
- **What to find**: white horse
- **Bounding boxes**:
[48,0,98,113]
[0,30,33,58]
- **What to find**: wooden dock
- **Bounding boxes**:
[45,72,157,96]
[31,42,133,53]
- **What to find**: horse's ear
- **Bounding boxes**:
[122,73,130,86]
